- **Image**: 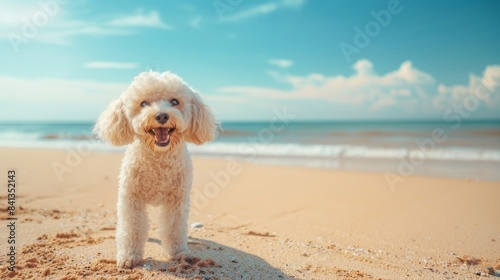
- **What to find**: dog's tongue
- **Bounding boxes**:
[153,128,170,143]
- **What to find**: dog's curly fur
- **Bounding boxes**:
[94,71,217,268]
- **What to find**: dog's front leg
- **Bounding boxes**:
[158,196,189,259]
[116,195,148,268]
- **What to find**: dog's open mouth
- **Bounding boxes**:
[148,127,175,147]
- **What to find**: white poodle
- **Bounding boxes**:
[94,71,217,268]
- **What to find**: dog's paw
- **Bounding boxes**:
[164,247,189,261]
[117,253,142,269]
[176,249,189,259]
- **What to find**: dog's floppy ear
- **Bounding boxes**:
[93,98,134,146]
[185,92,218,145]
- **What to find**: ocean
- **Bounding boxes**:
[1,121,499,181]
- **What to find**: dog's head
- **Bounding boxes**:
[94,71,218,152]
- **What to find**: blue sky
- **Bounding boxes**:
[0,0,499,121]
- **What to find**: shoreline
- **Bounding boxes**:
[1,145,500,182]
[0,147,499,279]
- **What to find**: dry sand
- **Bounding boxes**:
[0,148,499,279]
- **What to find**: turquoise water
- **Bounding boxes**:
[1,121,499,181]
[221,120,500,148]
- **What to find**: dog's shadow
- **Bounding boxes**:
[144,237,294,279]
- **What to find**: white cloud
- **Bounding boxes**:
[84,61,139,70]
[0,75,128,121]
[1,61,498,122]
[106,10,172,30]
[216,60,500,120]
[371,95,396,110]
[224,0,307,22]
[225,3,277,22]
[35,23,137,45]
[268,59,294,68]
[0,2,40,28]
[221,59,435,110]
[352,59,374,76]
[434,65,500,109]
[0,5,171,46]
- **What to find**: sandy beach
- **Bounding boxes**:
[1,147,499,279]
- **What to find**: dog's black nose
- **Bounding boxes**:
[155,113,169,124]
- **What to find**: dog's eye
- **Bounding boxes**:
[140,101,149,107]
[170,99,179,106]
